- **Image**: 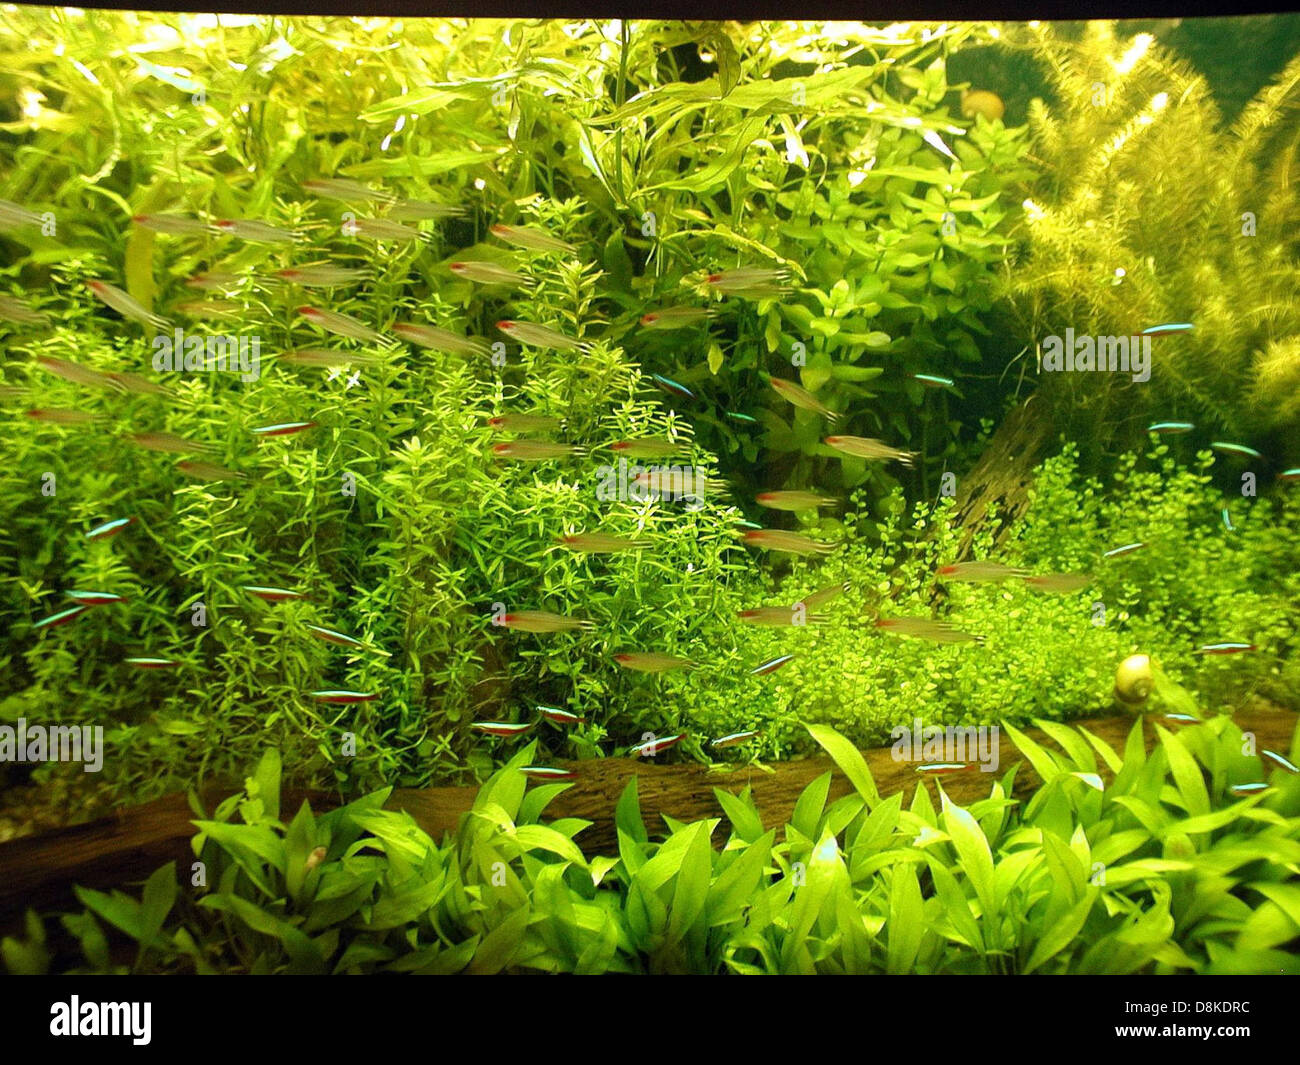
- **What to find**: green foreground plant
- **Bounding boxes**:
[6,712,1299,975]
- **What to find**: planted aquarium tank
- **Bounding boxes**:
[0,8,1298,991]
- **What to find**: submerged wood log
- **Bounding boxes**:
[1,706,1294,926]
[945,395,1055,562]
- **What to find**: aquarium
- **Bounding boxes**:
[0,8,1298,992]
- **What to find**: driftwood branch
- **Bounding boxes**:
[1,706,1294,928]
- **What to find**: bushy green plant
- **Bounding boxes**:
[7,717,1299,975]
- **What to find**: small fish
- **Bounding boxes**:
[1210,441,1263,461]
[0,294,49,325]
[915,762,969,775]
[470,721,536,738]
[389,199,465,221]
[520,765,578,780]
[489,223,575,255]
[711,731,759,749]
[921,129,959,161]
[214,218,300,243]
[242,586,306,602]
[1222,508,1234,532]
[302,178,394,203]
[103,372,174,397]
[0,386,26,399]
[126,431,214,455]
[825,435,917,466]
[755,489,837,511]
[741,529,837,555]
[1195,641,1256,655]
[750,654,796,676]
[1147,421,1194,434]
[1162,713,1202,725]
[487,413,561,433]
[37,356,124,392]
[540,707,587,726]
[132,213,212,236]
[628,733,686,757]
[632,469,718,496]
[737,607,826,627]
[1141,323,1194,336]
[305,624,377,651]
[65,590,126,606]
[275,266,372,287]
[769,377,841,422]
[555,532,651,553]
[448,261,529,287]
[185,271,242,292]
[251,421,317,437]
[705,267,790,298]
[491,441,584,462]
[650,374,696,402]
[85,516,135,540]
[125,657,180,669]
[33,605,89,630]
[936,560,1029,583]
[392,322,491,357]
[0,197,46,227]
[496,319,584,351]
[614,652,694,673]
[309,690,379,704]
[1276,468,1300,483]
[278,348,381,369]
[498,610,593,633]
[1103,542,1147,559]
[610,438,683,459]
[1262,749,1299,774]
[1230,782,1271,795]
[175,299,244,319]
[87,280,171,329]
[26,409,97,425]
[298,306,392,347]
[1021,573,1092,594]
[874,617,983,644]
[910,373,955,390]
[795,582,850,610]
[725,411,759,425]
[640,307,713,330]
[343,216,427,242]
[176,460,245,482]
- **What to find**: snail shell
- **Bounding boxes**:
[961,89,1005,122]
[1114,654,1154,705]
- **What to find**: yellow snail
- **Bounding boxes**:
[961,89,1005,122]
[1114,653,1155,707]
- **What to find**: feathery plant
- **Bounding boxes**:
[998,20,1300,463]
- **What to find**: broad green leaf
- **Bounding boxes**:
[805,722,879,804]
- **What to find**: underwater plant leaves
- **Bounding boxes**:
[790,771,832,839]
[1033,720,1097,772]
[466,904,531,974]
[1023,888,1096,974]
[1155,724,1211,818]
[615,776,648,844]
[886,862,924,973]
[342,149,503,180]
[201,894,326,974]
[514,824,587,867]
[358,87,479,123]
[124,224,156,309]
[940,796,997,919]
[805,722,879,804]
[713,786,764,844]
[1001,721,1064,783]
[246,747,282,824]
[667,821,713,945]
[645,115,767,193]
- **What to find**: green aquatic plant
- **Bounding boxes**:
[999,20,1300,462]
[6,717,1299,975]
